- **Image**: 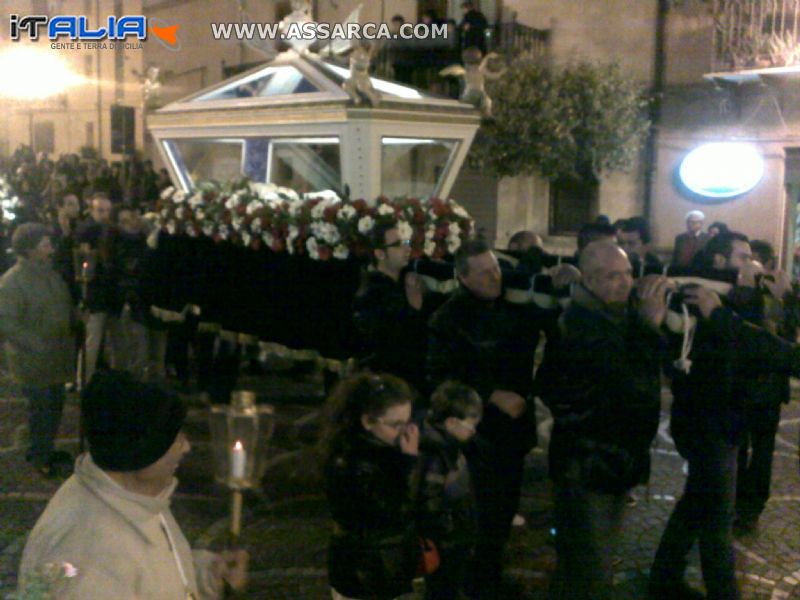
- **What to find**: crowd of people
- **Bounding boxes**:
[330,212,800,600]
[4,192,800,598]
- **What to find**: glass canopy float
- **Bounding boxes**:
[147,48,481,203]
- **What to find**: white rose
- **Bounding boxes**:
[321,223,340,245]
[175,206,185,220]
[202,222,214,236]
[232,217,243,231]
[447,237,460,254]
[448,222,460,236]
[424,227,436,240]
[428,209,438,220]
[160,208,170,219]
[241,232,252,247]
[333,244,349,260]
[188,193,203,208]
[166,220,176,235]
[246,200,262,215]
[338,204,357,220]
[378,203,395,216]
[173,190,186,203]
[306,236,319,259]
[225,196,238,210]
[251,218,262,234]
[310,201,328,220]
[452,205,469,219]
[424,240,437,256]
[187,226,197,238]
[218,224,229,240]
[262,231,274,247]
[288,225,299,241]
[396,221,413,240]
[160,186,175,200]
[195,209,205,220]
[358,216,375,234]
[288,201,302,217]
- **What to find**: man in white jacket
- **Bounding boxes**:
[18,370,248,599]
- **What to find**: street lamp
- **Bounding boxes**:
[0,46,84,147]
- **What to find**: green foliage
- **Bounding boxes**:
[468,59,651,181]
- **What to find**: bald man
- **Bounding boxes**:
[536,241,670,599]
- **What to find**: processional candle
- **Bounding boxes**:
[231,440,246,480]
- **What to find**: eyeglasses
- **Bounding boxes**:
[382,239,411,249]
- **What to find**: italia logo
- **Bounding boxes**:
[10,14,147,40]
[9,14,178,45]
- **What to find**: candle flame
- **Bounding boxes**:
[234,440,243,451]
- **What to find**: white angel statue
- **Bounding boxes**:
[342,42,381,106]
[440,48,506,117]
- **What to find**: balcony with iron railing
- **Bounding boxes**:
[373,18,551,98]
[713,0,800,72]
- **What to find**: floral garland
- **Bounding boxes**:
[0,176,20,235]
[154,179,474,260]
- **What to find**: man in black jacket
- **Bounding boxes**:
[734,239,798,534]
[75,192,120,386]
[618,216,664,276]
[651,231,798,599]
[427,239,555,598]
[535,240,670,600]
[352,222,429,395]
[651,283,800,599]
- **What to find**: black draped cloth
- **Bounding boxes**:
[150,235,363,360]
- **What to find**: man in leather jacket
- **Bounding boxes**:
[535,240,670,600]
[426,238,558,599]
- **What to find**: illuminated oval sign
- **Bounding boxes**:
[678,142,764,199]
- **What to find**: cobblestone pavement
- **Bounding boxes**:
[0,370,798,599]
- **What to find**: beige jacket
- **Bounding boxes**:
[19,454,222,599]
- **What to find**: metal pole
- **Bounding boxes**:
[96,0,103,156]
[643,0,668,221]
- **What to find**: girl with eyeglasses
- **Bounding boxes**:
[320,373,420,600]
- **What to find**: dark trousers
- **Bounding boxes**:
[737,403,781,522]
[466,446,525,598]
[651,437,739,600]
[424,545,471,600]
[22,384,66,465]
[548,462,625,600]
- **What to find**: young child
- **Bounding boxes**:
[320,373,420,600]
[416,381,483,600]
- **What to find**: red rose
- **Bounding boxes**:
[324,206,338,222]
[318,245,332,261]
[352,199,368,212]
[271,238,285,253]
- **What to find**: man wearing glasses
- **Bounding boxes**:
[352,221,430,396]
